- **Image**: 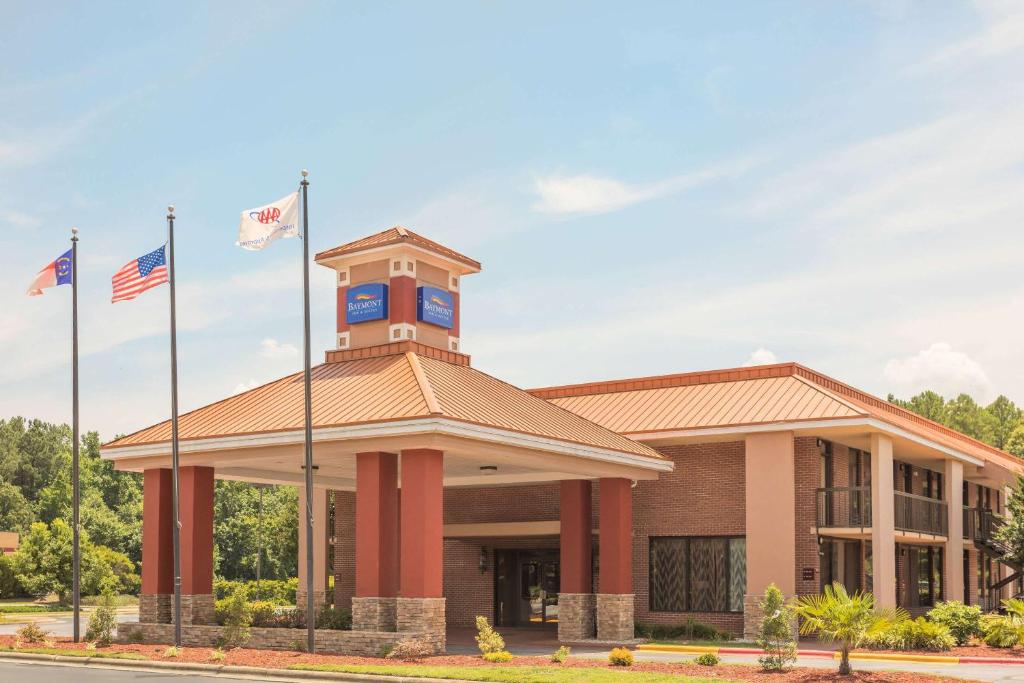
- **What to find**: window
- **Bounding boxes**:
[649,536,745,613]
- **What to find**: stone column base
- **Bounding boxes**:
[139,593,172,624]
[396,597,446,653]
[177,594,215,625]
[596,593,634,642]
[296,589,330,614]
[558,593,596,641]
[352,596,397,632]
[743,593,798,641]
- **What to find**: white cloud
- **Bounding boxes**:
[912,1,1024,72]
[743,348,779,367]
[233,378,260,395]
[531,159,756,216]
[258,338,298,359]
[882,343,995,401]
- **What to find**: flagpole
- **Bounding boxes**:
[71,227,80,643]
[300,169,315,654]
[167,205,183,649]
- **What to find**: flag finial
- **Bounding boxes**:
[167,204,175,215]
[301,169,309,178]
[71,227,79,240]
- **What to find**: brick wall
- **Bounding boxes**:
[334,490,355,610]
[632,441,745,634]
[794,436,820,597]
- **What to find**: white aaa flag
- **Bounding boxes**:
[237,191,300,251]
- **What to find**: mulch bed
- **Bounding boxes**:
[856,641,1024,660]
[0,636,980,682]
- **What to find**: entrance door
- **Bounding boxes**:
[494,550,560,627]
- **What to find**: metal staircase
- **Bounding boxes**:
[971,509,1024,594]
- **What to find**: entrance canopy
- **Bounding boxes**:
[100,344,671,487]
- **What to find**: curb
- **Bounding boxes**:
[637,643,1024,665]
[0,653,480,683]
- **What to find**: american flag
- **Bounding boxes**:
[111,245,169,303]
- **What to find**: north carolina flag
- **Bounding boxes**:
[26,249,73,296]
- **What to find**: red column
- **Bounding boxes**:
[356,452,399,597]
[599,478,632,594]
[400,449,443,598]
[560,480,592,594]
[180,466,215,595]
[142,469,174,595]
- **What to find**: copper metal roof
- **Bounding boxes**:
[314,226,481,271]
[532,362,1021,470]
[104,352,660,460]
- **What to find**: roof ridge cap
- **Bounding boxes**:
[406,352,443,415]
[529,363,800,399]
[788,373,868,415]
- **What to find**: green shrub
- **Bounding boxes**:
[695,652,720,666]
[0,554,24,599]
[482,651,513,663]
[864,617,954,651]
[634,619,730,641]
[315,606,352,631]
[756,583,796,671]
[213,577,298,606]
[982,614,1022,648]
[163,646,180,658]
[85,592,118,646]
[249,601,278,627]
[208,649,227,663]
[219,590,252,648]
[550,645,571,663]
[475,615,505,655]
[609,647,634,666]
[927,601,982,646]
[15,623,49,644]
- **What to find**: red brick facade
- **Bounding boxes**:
[330,437,1009,635]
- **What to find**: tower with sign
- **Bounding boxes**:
[314,226,479,356]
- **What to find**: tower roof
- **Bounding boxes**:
[315,226,481,272]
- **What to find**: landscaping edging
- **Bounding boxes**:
[637,642,1024,665]
[0,652,479,683]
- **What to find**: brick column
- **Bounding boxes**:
[179,466,215,625]
[297,485,330,613]
[597,477,633,642]
[870,433,897,608]
[140,469,173,624]
[353,452,399,632]
[559,480,595,641]
[944,460,965,601]
[398,449,445,652]
[743,432,796,639]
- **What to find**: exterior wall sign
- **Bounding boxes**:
[417,285,454,329]
[345,283,389,324]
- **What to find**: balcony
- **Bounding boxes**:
[815,487,949,537]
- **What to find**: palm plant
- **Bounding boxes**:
[791,582,907,675]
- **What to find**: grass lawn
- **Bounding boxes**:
[289,663,727,682]
[0,646,146,660]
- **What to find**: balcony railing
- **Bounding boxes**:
[894,490,947,536]
[816,487,871,530]
[816,487,949,536]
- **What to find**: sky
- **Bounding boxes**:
[2,1,1024,441]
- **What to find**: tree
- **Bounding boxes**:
[986,396,1021,450]
[945,394,996,444]
[791,583,906,675]
[1006,424,1024,458]
[757,583,796,671]
[214,481,297,580]
[9,519,138,602]
[996,476,1024,565]
[0,481,34,533]
[889,391,947,424]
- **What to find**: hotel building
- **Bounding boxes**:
[102,227,1023,652]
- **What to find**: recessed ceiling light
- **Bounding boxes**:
[479,465,498,474]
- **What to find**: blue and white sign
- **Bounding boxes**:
[345,283,389,324]
[417,286,454,329]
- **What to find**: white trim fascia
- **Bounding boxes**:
[100,417,673,473]
[628,417,985,468]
